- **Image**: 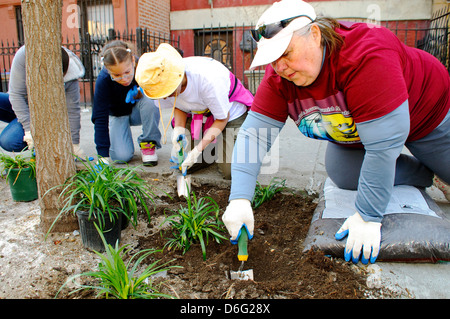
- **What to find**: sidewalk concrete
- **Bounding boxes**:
[1,106,449,298]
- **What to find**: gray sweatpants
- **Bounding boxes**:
[325,109,450,190]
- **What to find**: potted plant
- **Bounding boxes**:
[46,159,158,252]
[0,151,38,202]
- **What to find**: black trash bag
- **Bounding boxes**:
[303,179,450,263]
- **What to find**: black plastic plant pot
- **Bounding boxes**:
[76,210,122,252]
[121,213,130,230]
[7,167,38,202]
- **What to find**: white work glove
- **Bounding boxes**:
[335,212,382,264]
[23,131,34,150]
[181,147,201,175]
[171,126,188,152]
[222,199,254,244]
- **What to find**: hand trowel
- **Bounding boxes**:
[176,135,191,197]
[230,226,254,280]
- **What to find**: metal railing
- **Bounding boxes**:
[417,7,450,72]
[194,24,261,93]
[383,6,449,72]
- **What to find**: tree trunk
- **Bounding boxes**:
[21,0,77,232]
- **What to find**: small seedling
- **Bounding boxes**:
[252,178,287,209]
[164,190,227,260]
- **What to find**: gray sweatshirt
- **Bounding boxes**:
[8,46,85,144]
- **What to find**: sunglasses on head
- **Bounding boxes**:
[251,14,314,42]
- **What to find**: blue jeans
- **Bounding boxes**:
[109,96,161,163]
[0,93,28,152]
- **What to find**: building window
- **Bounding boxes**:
[15,7,24,46]
[195,30,233,71]
[78,0,114,78]
[78,0,114,40]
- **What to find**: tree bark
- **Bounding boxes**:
[21,0,77,232]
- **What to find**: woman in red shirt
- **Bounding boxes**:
[222,0,450,264]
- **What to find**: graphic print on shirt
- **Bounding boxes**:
[288,91,361,145]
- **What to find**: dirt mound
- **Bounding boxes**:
[136,183,375,299]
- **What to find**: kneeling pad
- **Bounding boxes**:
[303,178,450,262]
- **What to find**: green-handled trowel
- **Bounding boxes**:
[230,226,254,280]
[176,135,191,197]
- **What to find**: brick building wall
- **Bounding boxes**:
[138,0,170,35]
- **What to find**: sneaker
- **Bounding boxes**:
[433,176,450,202]
[140,142,158,166]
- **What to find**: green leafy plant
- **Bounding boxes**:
[252,178,287,209]
[45,159,157,236]
[164,190,227,260]
[0,151,36,183]
[57,223,179,299]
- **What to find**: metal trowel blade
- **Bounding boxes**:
[177,174,191,197]
[230,269,254,281]
[230,260,254,280]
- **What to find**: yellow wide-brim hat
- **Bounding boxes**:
[135,43,185,99]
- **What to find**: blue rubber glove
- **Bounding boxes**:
[125,85,143,104]
[171,127,188,153]
[75,156,94,162]
[169,155,187,176]
[230,224,252,245]
[335,212,382,264]
[169,134,188,176]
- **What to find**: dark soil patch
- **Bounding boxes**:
[136,183,372,299]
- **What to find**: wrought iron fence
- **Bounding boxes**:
[194,24,261,93]
[382,6,449,72]
[417,6,450,72]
